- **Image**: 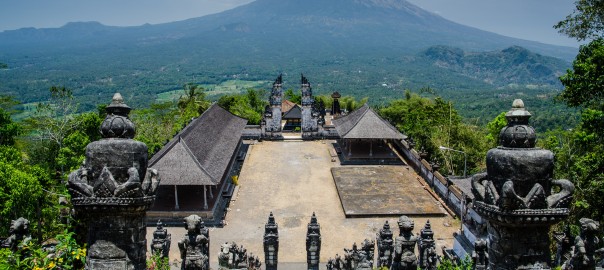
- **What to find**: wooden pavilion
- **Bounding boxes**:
[282,104,302,131]
[332,104,406,164]
[147,104,247,222]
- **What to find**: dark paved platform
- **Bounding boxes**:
[331,166,445,217]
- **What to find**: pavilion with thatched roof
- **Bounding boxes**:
[332,104,406,164]
[147,104,247,222]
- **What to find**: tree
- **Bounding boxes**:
[485,112,507,147]
[546,29,604,227]
[0,108,21,146]
[217,89,267,125]
[555,0,604,41]
[558,38,604,109]
[284,89,302,104]
[132,101,179,156]
[0,146,45,236]
[380,92,488,175]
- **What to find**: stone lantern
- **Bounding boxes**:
[67,93,160,270]
[471,99,574,269]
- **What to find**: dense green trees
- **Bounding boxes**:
[541,39,604,226]
[380,91,488,176]
[545,6,604,227]
[217,89,267,125]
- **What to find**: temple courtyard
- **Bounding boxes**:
[146,140,459,268]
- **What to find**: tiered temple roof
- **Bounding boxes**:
[333,104,405,140]
[149,104,247,186]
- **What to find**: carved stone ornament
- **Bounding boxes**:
[67,93,161,270]
[471,99,574,270]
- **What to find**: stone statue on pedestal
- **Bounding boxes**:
[67,93,160,270]
[151,220,171,258]
[178,215,209,270]
[566,218,600,270]
[391,215,418,270]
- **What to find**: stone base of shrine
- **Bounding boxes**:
[331,166,446,217]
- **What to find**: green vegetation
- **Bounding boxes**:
[538,3,604,236]
[380,91,489,175]
[217,88,267,125]
[437,256,473,270]
[0,62,7,69]
[555,0,604,41]
[0,230,86,270]
[541,38,604,228]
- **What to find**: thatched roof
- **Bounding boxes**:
[282,100,296,114]
[333,104,405,140]
[283,104,302,119]
[149,104,247,186]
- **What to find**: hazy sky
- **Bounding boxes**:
[0,0,580,47]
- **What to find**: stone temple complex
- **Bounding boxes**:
[5,86,604,270]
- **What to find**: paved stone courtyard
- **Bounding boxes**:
[147,140,458,268]
[332,166,445,217]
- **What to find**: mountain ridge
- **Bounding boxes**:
[0,0,576,108]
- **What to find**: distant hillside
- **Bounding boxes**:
[0,0,577,110]
[420,46,569,87]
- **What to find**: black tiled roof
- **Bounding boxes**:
[332,104,405,140]
[282,104,302,119]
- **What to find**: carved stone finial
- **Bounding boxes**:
[419,220,437,270]
[100,92,135,139]
[499,99,536,148]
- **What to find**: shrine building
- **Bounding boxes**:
[147,104,247,224]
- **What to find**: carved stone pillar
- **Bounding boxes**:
[150,220,171,258]
[471,99,574,270]
[306,212,321,270]
[263,212,279,270]
[376,220,394,268]
[67,93,160,270]
[418,220,437,270]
